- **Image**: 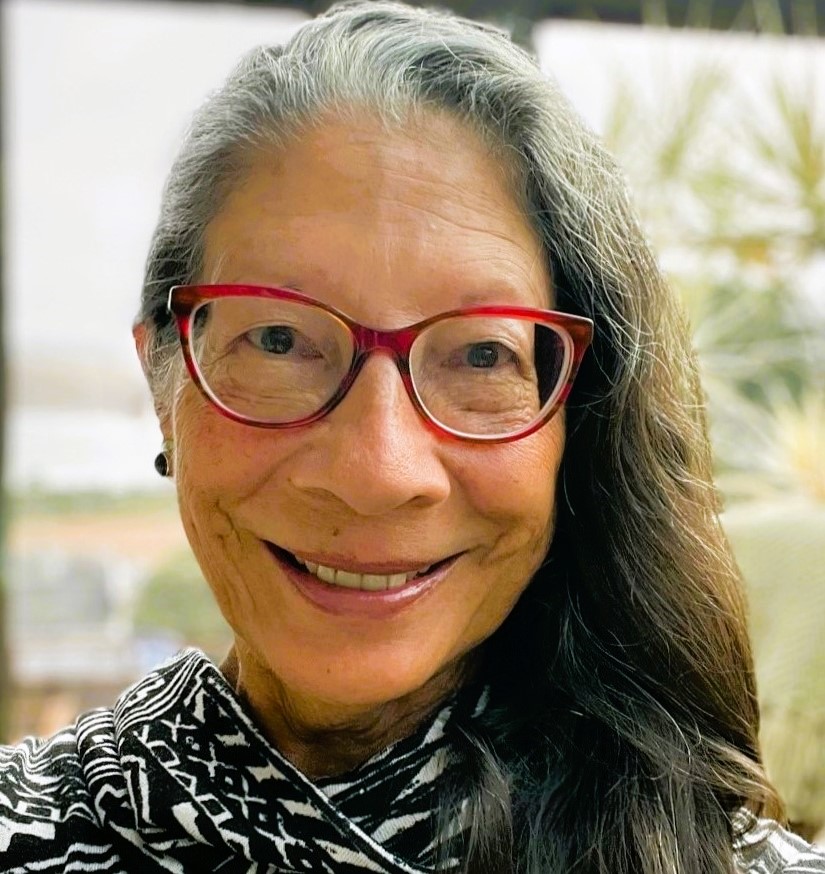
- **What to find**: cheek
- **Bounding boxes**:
[454,418,564,545]
[170,391,264,630]
[171,389,261,560]
[445,422,564,659]
[171,386,282,500]
[173,388,223,478]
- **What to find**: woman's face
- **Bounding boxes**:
[166,112,564,718]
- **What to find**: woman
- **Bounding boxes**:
[2,2,823,872]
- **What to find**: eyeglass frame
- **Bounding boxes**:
[167,283,594,444]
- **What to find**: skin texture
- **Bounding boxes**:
[149,112,565,777]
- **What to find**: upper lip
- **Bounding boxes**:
[268,542,459,575]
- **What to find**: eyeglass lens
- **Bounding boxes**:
[189,297,571,437]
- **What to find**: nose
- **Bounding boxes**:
[289,353,451,516]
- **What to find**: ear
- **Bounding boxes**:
[133,320,173,440]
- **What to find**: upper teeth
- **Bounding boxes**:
[297,558,432,591]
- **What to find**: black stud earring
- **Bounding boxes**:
[154,440,173,477]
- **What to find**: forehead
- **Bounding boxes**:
[203,111,552,319]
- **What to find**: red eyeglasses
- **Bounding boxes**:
[167,284,593,443]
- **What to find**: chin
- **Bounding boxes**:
[263,638,460,712]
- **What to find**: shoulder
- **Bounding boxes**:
[0,652,217,872]
[735,818,825,873]
[0,713,95,807]
[0,708,118,869]
[0,652,214,871]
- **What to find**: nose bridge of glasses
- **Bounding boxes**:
[342,324,420,421]
[350,323,417,372]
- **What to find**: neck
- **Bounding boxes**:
[220,643,475,779]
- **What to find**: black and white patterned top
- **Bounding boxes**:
[0,650,823,873]
[735,820,825,873]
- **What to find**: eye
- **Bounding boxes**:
[249,326,294,354]
[247,326,301,355]
[465,343,503,368]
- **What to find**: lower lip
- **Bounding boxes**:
[267,546,460,618]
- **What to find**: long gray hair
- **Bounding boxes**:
[139,3,781,872]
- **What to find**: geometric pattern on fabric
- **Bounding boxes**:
[0,650,478,873]
[1,649,824,872]
[734,815,825,873]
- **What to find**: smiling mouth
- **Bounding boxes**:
[267,543,456,592]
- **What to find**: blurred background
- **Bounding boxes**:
[1,0,823,843]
